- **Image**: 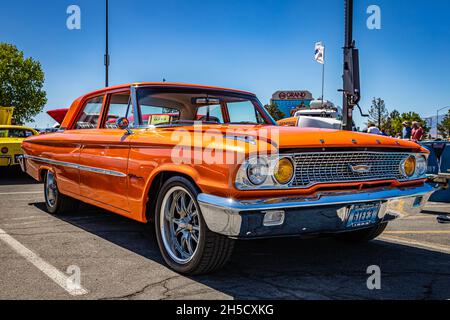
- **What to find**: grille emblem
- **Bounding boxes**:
[349,164,372,174]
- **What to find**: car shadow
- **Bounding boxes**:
[0,167,40,186]
[32,202,450,300]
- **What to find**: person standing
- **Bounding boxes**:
[411,121,424,142]
[402,121,412,139]
[367,123,381,135]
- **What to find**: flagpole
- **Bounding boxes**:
[315,42,325,108]
[321,59,325,108]
[105,0,110,87]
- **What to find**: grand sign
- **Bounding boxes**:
[272,91,313,101]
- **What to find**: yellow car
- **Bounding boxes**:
[0,125,39,167]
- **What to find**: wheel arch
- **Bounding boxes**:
[143,168,202,222]
[38,165,54,182]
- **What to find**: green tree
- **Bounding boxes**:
[384,109,401,136]
[368,98,388,129]
[264,104,285,121]
[438,110,450,139]
[0,43,47,124]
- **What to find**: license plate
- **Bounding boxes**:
[346,203,381,228]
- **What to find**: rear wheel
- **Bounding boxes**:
[334,223,388,242]
[155,176,234,275]
[44,170,79,214]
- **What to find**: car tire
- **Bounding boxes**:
[334,222,388,242]
[155,176,235,275]
[44,170,79,215]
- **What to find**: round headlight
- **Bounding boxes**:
[415,155,427,176]
[1,147,8,154]
[401,156,416,177]
[274,158,294,185]
[247,158,269,185]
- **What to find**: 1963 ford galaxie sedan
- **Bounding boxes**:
[20,82,434,274]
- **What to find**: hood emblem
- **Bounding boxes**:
[349,164,372,174]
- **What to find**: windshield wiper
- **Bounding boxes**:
[227,121,260,125]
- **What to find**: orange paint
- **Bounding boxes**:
[22,83,428,223]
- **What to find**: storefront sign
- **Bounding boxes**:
[272,91,313,101]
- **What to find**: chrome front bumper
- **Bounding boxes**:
[197,184,435,238]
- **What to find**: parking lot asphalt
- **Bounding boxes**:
[0,169,449,300]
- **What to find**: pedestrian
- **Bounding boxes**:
[367,123,381,135]
[411,121,424,142]
[402,121,412,139]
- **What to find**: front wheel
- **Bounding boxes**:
[155,177,234,275]
[44,170,79,214]
[334,222,388,242]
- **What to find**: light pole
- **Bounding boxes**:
[105,0,110,87]
[436,106,450,138]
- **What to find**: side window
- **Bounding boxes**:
[75,96,103,129]
[103,92,133,129]
[227,101,264,124]
[197,105,224,123]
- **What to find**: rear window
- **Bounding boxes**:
[75,96,104,129]
[0,129,35,138]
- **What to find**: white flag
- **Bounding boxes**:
[315,42,325,64]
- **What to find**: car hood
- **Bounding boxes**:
[154,125,424,152]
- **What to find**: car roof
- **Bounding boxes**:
[80,82,256,99]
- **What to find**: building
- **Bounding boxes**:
[270,91,314,117]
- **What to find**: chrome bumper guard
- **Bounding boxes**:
[17,155,26,172]
[197,184,435,238]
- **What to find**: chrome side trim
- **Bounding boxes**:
[24,155,127,178]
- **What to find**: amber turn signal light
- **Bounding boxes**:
[274,158,294,185]
[402,156,416,177]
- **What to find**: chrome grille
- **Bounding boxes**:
[291,152,409,187]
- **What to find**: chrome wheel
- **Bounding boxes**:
[159,186,201,265]
[45,171,58,208]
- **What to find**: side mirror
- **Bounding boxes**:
[116,117,133,134]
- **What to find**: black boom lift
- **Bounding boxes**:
[341,0,366,131]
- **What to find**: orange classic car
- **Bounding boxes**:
[20,82,434,274]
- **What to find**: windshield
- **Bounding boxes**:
[135,88,275,127]
[0,129,35,138]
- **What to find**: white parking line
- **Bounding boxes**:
[8,216,49,221]
[0,227,88,296]
[0,192,42,195]
[379,235,450,254]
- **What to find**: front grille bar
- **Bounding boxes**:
[290,151,409,188]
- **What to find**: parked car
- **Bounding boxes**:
[421,140,450,202]
[0,125,39,167]
[20,82,434,274]
[277,100,343,130]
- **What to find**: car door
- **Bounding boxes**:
[78,90,134,212]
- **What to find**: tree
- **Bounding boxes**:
[0,43,47,124]
[384,109,401,136]
[438,110,450,139]
[368,98,388,129]
[264,104,285,121]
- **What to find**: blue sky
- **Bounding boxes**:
[0,0,449,128]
